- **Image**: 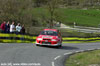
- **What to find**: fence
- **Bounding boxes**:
[0,33,36,43]
[0,33,100,43]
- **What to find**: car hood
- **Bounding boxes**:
[37,35,58,39]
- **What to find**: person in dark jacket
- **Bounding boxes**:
[5,21,10,33]
[20,24,25,41]
[21,24,25,34]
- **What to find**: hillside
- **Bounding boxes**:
[61,9,100,27]
[33,8,100,27]
[0,0,100,28]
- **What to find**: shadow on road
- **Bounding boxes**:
[39,45,79,50]
[60,46,79,50]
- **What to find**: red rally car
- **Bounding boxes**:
[36,29,62,47]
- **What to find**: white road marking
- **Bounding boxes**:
[64,53,69,55]
[97,48,100,49]
[87,49,94,51]
[54,56,61,60]
[75,51,80,53]
[52,62,55,66]
[64,52,73,55]
[79,50,85,52]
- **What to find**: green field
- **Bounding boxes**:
[60,9,100,27]
[32,8,100,27]
[65,50,100,66]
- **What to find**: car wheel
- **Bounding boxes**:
[59,44,62,47]
[59,44,62,48]
[36,44,39,46]
[56,45,62,48]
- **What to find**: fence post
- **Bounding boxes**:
[73,22,76,32]
[74,22,76,28]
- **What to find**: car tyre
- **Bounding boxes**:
[56,44,62,48]
[36,44,39,46]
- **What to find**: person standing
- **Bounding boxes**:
[5,21,10,33]
[6,21,10,33]
[20,24,25,41]
[20,24,25,34]
[0,21,6,33]
[16,23,22,34]
[10,22,15,33]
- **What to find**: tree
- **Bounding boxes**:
[46,0,63,28]
[33,0,47,7]
[0,0,34,26]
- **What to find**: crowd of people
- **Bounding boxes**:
[0,21,25,34]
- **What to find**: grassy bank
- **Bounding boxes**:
[33,8,100,27]
[60,9,100,27]
[65,50,100,66]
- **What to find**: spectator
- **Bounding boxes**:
[16,23,22,34]
[0,21,6,33]
[20,24,25,34]
[20,24,25,41]
[10,22,15,33]
[5,21,10,33]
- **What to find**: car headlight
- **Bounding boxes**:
[37,38,42,40]
[52,39,57,41]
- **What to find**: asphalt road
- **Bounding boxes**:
[0,43,100,66]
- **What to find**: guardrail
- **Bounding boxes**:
[62,37,100,43]
[0,33,100,43]
[0,33,35,43]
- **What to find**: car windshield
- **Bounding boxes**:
[40,31,58,36]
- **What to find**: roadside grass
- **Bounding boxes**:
[65,50,100,66]
[60,9,100,27]
[32,8,100,27]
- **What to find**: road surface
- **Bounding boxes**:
[0,43,100,66]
